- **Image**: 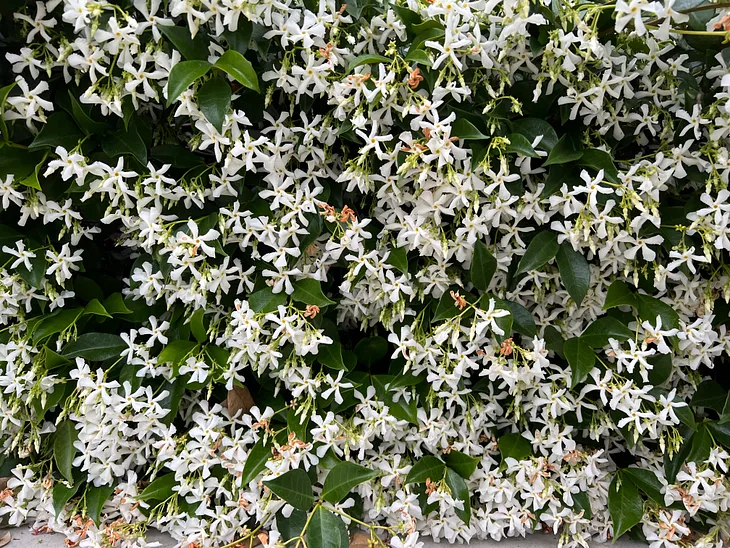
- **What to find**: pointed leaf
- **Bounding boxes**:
[498,433,531,462]
[405,456,445,484]
[198,77,231,133]
[138,473,177,501]
[470,240,497,291]
[608,476,643,540]
[442,450,480,479]
[581,317,633,348]
[322,461,378,503]
[556,242,590,305]
[307,507,348,548]
[264,468,313,510]
[445,468,470,526]
[62,333,126,361]
[292,279,335,307]
[453,118,488,140]
[85,483,114,524]
[240,437,272,487]
[564,337,596,388]
[54,420,78,483]
[603,280,637,310]
[515,231,559,275]
[166,60,212,106]
[215,50,260,92]
[544,133,583,166]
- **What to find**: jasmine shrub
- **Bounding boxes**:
[1,0,730,547]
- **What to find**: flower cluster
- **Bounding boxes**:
[1,0,730,547]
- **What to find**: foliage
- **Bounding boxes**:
[1,0,730,547]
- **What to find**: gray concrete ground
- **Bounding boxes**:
[2,527,645,548]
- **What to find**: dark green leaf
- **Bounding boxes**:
[603,280,637,310]
[387,246,409,275]
[102,121,147,165]
[84,299,111,318]
[578,149,619,184]
[511,118,558,151]
[502,300,537,337]
[470,240,497,291]
[33,309,83,341]
[515,231,559,275]
[707,421,730,448]
[405,456,445,484]
[166,60,212,106]
[277,509,307,542]
[150,145,204,168]
[138,473,177,501]
[264,468,313,510]
[85,483,114,524]
[445,468,470,526]
[691,380,726,412]
[249,287,287,313]
[198,77,231,133]
[442,450,479,479]
[608,476,643,540]
[664,433,694,483]
[54,420,78,483]
[215,50,260,92]
[62,333,126,361]
[322,461,378,503]
[505,133,538,157]
[29,112,83,151]
[564,337,596,388]
[687,424,712,463]
[636,294,680,331]
[292,279,335,307]
[103,293,133,315]
[572,492,592,519]
[622,468,663,504]
[556,242,590,305]
[53,480,81,516]
[307,507,348,548]
[319,341,345,370]
[68,91,108,135]
[404,49,432,66]
[0,82,17,142]
[157,340,198,365]
[498,433,531,462]
[543,134,583,166]
[190,308,207,343]
[346,54,392,73]
[452,118,488,140]
[240,437,271,487]
[581,317,633,348]
[354,336,388,366]
[158,25,210,60]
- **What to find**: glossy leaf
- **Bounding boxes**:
[405,456,445,484]
[580,317,633,348]
[498,433,531,462]
[556,242,590,305]
[198,77,231,133]
[54,420,78,483]
[240,437,271,487]
[515,231,559,275]
[166,60,212,106]
[292,278,335,307]
[138,473,177,501]
[445,468,470,526]
[564,337,596,388]
[322,461,378,503]
[608,476,643,540]
[215,50,260,92]
[470,240,497,291]
[263,468,313,511]
[307,507,348,548]
[442,450,480,479]
[62,333,126,361]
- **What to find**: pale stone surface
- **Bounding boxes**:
[3,528,645,548]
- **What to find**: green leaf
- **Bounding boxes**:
[0,82,17,142]
[564,337,596,388]
[197,78,231,134]
[18,252,46,288]
[33,308,84,341]
[159,25,210,60]
[452,118,488,140]
[138,473,177,501]
[636,294,680,331]
[691,380,726,412]
[511,118,558,151]
[307,507,348,548]
[54,420,78,483]
[608,476,643,540]
[556,242,590,305]
[404,48,432,66]
[505,133,538,157]
[322,461,378,503]
[29,112,83,151]
[603,280,637,310]
[543,134,583,166]
[410,28,444,52]
[515,231,559,275]
[498,433,531,462]
[62,333,126,361]
[53,480,81,517]
[442,450,480,479]
[687,424,712,463]
[264,468,313,511]
[150,144,204,168]
[160,378,186,426]
[240,437,271,487]
[405,456,445,484]
[470,240,497,291]
[85,483,114,524]
[19,155,44,191]
[664,432,694,483]
[223,20,253,54]
[319,341,345,370]
[572,492,592,519]
[214,50,260,93]
[354,336,388,366]
[158,340,198,365]
[622,468,664,505]
[84,299,111,318]
[166,60,212,106]
[249,287,287,313]
[277,509,308,542]
[103,293,133,315]
[502,300,537,337]
[68,91,108,135]
[578,148,619,184]
[190,308,207,343]
[707,421,730,448]
[445,468,471,526]
[292,279,335,307]
[102,121,147,165]
[346,54,392,73]
[387,247,409,275]
[581,317,633,348]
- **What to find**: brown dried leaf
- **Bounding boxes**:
[0,478,8,491]
[0,531,11,547]
[350,532,370,548]
[227,385,255,417]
